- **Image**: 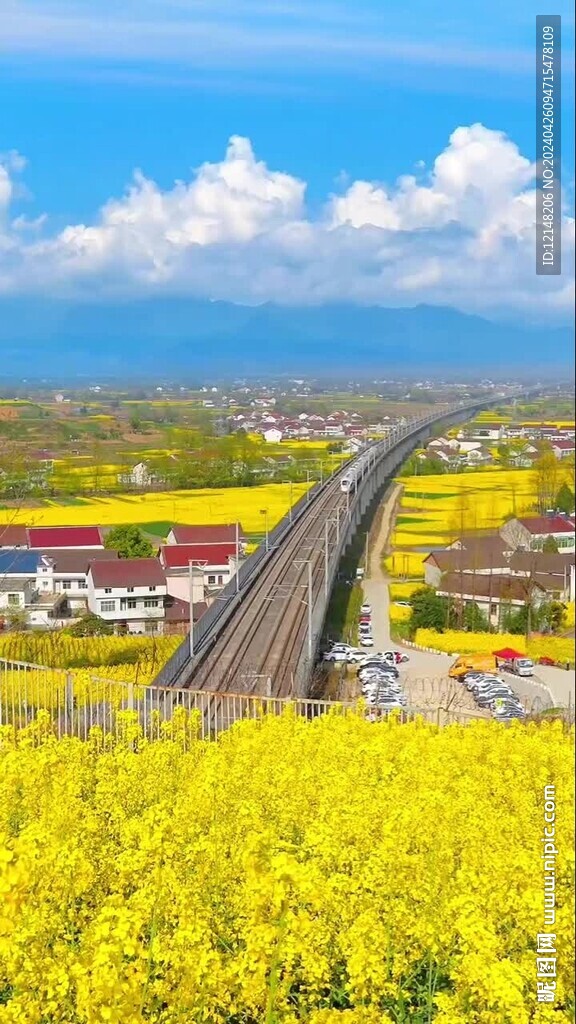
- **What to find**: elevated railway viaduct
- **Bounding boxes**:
[155,389,537,697]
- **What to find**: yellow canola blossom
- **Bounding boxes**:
[0,633,179,673]
[0,713,573,1022]
[415,629,575,664]
[384,551,426,578]
[388,582,424,599]
[0,483,310,532]
[388,604,411,623]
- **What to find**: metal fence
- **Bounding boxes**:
[3,658,567,748]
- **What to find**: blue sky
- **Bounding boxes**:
[0,0,574,322]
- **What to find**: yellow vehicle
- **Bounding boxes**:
[449,654,498,679]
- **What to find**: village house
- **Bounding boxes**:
[461,422,507,442]
[0,525,29,548]
[500,515,575,553]
[436,573,548,628]
[263,428,283,444]
[159,543,240,598]
[0,547,120,628]
[87,558,168,634]
[166,523,246,554]
[551,440,575,460]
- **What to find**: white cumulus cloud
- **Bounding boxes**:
[0,125,573,321]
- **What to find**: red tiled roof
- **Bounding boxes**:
[161,543,236,569]
[0,525,29,547]
[28,526,104,548]
[170,523,244,544]
[552,440,575,449]
[90,558,166,588]
[518,516,575,535]
[38,548,120,573]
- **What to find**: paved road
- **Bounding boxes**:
[362,486,575,712]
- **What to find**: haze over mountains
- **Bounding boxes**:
[0,298,572,377]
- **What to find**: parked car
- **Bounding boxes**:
[359,636,375,647]
[323,644,364,663]
[492,706,526,721]
[475,688,517,707]
[360,603,372,614]
[490,697,525,714]
[358,658,399,673]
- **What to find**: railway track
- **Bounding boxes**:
[158,386,537,699]
[189,471,346,695]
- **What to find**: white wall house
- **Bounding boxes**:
[87,559,168,633]
[263,428,283,443]
[500,516,575,553]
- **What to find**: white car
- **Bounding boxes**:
[360,603,372,614]
[359,635,374,647]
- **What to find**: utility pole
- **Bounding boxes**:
[235,521,240,594]
[306,560,313,663]
[260,509,269,552]
[289,479,294,523]
[294,558,313,664]
[188,561,195,659]
[324,518,330,598]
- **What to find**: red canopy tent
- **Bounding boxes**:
[493,647,524,661]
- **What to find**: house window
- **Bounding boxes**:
[7,593,21,607]
[148,585,156,592]
[78,581,87,589]
[61,581,72,590]
[120,598,138,610]
[217,575,224,585]
[207,574,216,585]
[144,599,159,608]
[127,586,135,593]
[100,600,116,613]
[104,587,112,594]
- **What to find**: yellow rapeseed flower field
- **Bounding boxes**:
[388,582,424,599]
[0,633,180,679]
[415,629,575,664]
[394,468,546,550]
[389,604,411,623]
[0,483,310,533]
[0,712,573,1023]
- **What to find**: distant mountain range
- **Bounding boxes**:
[0,297,572,377]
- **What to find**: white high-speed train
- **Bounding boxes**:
[340,448,372,492]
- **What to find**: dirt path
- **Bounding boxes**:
[366,483,403,582]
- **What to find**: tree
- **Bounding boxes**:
[409,587,452,633]
[104,525,154,559]
[542,535,559,553]
[65,612,113,636]
[533,452,560,513]
[555,482,575,515]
